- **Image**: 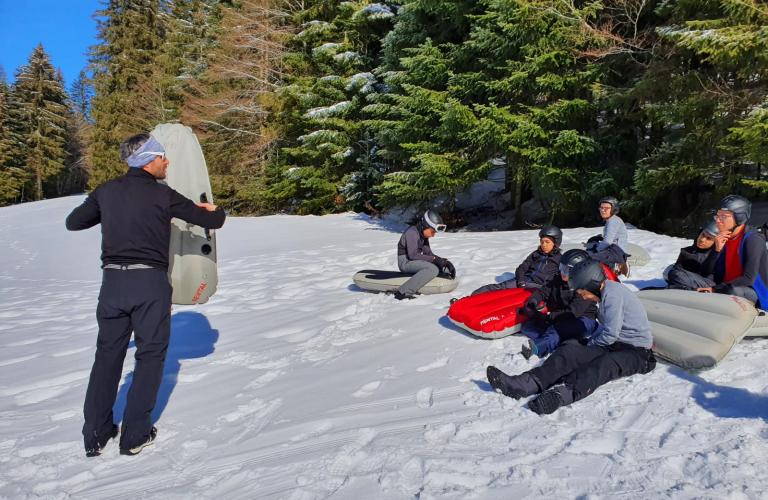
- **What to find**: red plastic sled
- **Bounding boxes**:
[447,288,546,339]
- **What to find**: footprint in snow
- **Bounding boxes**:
[352,381,381,398]
[416,357,449,372]
[416,387,434,408]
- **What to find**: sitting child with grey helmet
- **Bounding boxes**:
[393,209,456,300]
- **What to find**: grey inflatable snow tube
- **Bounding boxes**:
[637,289,761,369]
[352,269,458,294]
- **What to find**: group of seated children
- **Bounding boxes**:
[394,194,768,414]
[665,194,768,308]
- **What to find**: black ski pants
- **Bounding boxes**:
[529,339,656,403]
[83,268,171,449]
[666,265,715,291]
[589,243,628,267]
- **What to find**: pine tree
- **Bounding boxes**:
[12,44,70,201]
[370,0,601,223]
[0,72,29,205]
[70,70,95,122]
[618,0,768,225]
[89,0,166,187]
[264,1,397,214]
[58,70,95,196]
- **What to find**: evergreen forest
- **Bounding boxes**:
[2,0,768,234]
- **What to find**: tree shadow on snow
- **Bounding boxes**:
[113,311,219,424]
[670,367,768,420]
[350,213,407,233]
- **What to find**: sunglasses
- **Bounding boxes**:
[713,212,733,222]
[139,151,166,160]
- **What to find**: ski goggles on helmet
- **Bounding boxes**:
[424,212,447,232]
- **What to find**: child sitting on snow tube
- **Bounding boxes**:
[471,225,562,296]
[700,195,768,307]
[486,258,656,415]
[586,196,630,277]
[666,220,719,291]
[518,249,603,360]
[394,209,456,300]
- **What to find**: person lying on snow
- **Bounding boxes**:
[665,220,719,291]
[393,209,456,300]
[699,195,768,308]
[486,258,656,415]
[518,249,606,360]
[586,196,630,278]
[470,225,562,296]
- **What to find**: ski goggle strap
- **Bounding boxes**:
[424,211,447,232]
[125,135,166,168]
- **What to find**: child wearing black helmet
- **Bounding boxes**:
[518,249,601,360]
[486,258,656,415]
[471,225,562,296]
[666,220,719,291]
[394,209,456,300]
[699,195,768,307]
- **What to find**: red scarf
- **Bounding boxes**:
[723,230,745,283]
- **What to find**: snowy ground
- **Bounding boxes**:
[1,196,767,499]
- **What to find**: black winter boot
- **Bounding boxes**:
[486,366,541,400]
[84,424,118,457]
[120,426,157,456]
[528,385,574,415]
[520,339,538,360]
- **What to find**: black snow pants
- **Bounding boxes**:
[666,265,716,291]
[528,339,656,403]
[588,243,628,267]
[83,268,171,450]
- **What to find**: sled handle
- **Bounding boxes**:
[200,193,212,241]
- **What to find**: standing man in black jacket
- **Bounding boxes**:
[66,132,226,457]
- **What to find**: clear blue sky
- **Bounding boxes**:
[0,0,101,88]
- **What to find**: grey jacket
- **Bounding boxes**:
[589,280,653,349]
[597,215,628,253]
[397,225,435,263]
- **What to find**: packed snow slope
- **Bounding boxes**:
[1,196,768,499]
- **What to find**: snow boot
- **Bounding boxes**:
[486,366,541,400]
[120,427,157,456]
[391,291,416,300]
[528,385,574,415]
[84,424,118,457]
[520,339,539,360]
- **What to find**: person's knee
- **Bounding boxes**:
[554,338,582,354]
[426,263,440,277]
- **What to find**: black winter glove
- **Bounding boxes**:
[525,296,540,310]
[443,260,456,280]
[434,256,447,269]
[518,303,549,327]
